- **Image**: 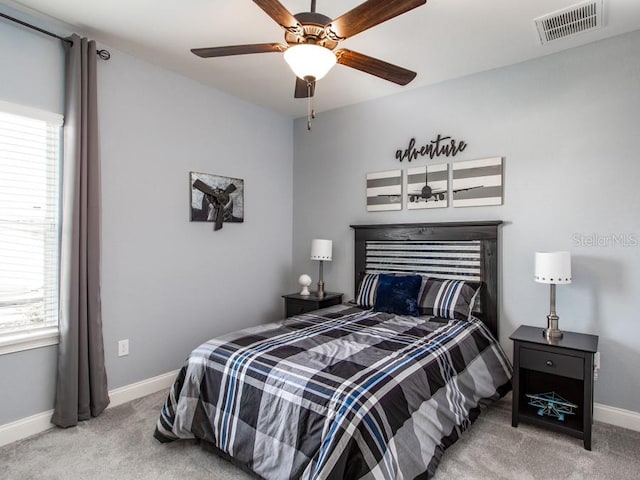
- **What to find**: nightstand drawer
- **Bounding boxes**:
[286,300,313,317]
[282,292,343,318]
[520,347,584,380]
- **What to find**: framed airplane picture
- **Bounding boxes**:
[452,157,503,207]
[190,172,244,230]
[366,169,402,212]
[407,163,449,209]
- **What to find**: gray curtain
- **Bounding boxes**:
[52,34,109,428]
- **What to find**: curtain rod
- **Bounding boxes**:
[0,11,110,59]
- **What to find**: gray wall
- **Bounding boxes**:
[0,18,293,425]
[292,30,640,413]
[98,46,292,392]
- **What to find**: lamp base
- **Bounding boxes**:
[543,314,563,340]
[544,327,563,340]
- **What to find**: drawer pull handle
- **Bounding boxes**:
[546,360,554,367]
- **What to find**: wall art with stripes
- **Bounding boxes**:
[366,169,402,212]
[407,163,449,209]
[452,157,503,207]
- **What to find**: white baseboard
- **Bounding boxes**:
[2,370,639,448]
[594,402,640,432]
[0,409,56,449]
[108,369,179,408]
[0,369,179,448]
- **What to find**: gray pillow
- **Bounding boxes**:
[418,278,481,320]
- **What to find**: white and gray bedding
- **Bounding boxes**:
[155,304,512,479]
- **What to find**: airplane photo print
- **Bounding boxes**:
[407,163,449,209]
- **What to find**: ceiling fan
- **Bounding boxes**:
[191,0,427,126]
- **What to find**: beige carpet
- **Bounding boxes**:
[1,391,639,479]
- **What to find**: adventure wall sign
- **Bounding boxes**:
[395,135,467,162]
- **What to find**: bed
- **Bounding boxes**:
[155,221,512,479]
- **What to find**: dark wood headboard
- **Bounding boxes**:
[350,221,502,337]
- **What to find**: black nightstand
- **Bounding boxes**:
[510,325,598,450]
[282,292,343,318]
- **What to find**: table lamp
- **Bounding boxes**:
[534,251,572,340]
[310,239,332,298]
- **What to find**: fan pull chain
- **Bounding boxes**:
[307,81,315,131]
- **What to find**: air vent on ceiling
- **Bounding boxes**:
[534,0,604,45]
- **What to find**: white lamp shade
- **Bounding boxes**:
[283,44,337,81]
[310,239,332,261]
[535,251,572,284]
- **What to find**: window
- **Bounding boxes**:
[0,101,63,354]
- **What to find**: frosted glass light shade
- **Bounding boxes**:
[310,239,332,261]
[534,251,572,284]
[284,44,337,81]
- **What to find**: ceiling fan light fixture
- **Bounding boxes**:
[284,44,337,81]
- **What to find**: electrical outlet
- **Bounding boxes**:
[118,339,129,357]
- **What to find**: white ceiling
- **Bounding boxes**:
[5,0,640,117]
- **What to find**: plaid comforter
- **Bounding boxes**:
[155,304,512,479]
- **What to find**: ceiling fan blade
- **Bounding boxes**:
[335,49,417,85]
[191,43,286,58]
[328,0,427,40]
[294,77,316,98]
[253,0,301,32]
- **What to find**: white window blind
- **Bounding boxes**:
[0,100,63,337]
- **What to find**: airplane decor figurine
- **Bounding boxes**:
[526,392,578,422]
[192,179,237,231]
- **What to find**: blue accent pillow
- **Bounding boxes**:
[373,274,422,317]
